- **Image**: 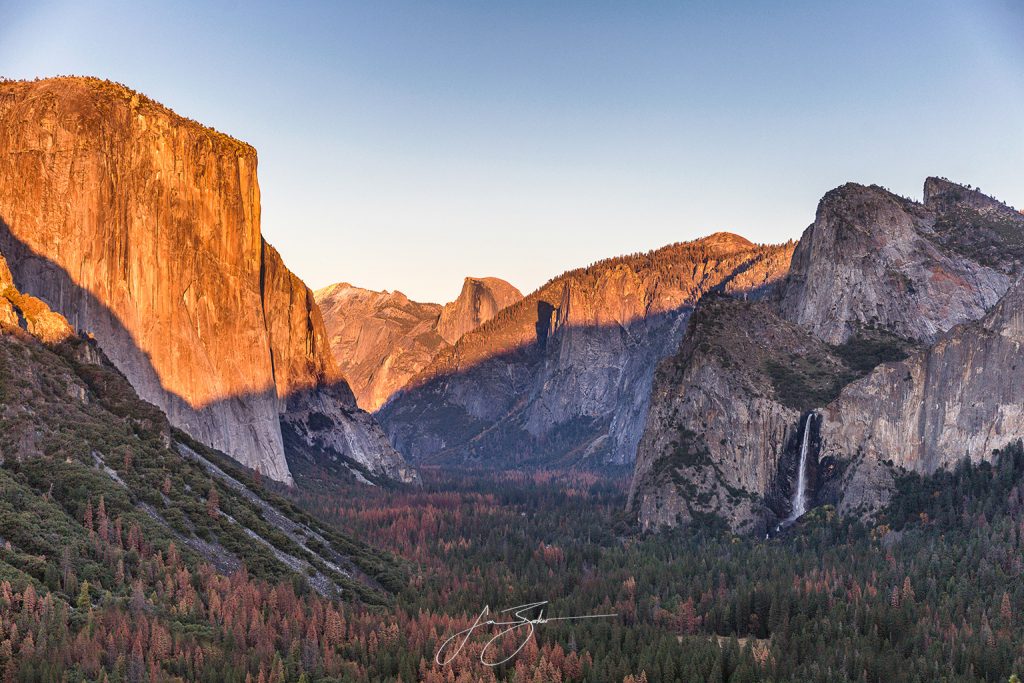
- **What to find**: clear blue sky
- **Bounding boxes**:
[2,1,1022,303]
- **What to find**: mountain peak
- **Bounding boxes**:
[697,231,755,251]
[923,176,1017,215]
[437,276,523,345]
[779,177,1019,344]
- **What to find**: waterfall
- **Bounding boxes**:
[787,413,815,522]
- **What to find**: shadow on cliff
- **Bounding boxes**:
[378,286,779,472]
[0,216,373,483]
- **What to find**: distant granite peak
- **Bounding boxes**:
[316,275,520,411]
[437,276,523,345]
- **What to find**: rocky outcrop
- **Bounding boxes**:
[632,179,1024,533]
[923,176,1021,221]
[0,250,74,343]
[777,181,1016,344]
[0,251,22,330]
[437,277,523,345]
[315,277,521,411]
[0,77,412,485]
[379,233,794,468]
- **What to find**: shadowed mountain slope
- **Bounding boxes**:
[0,247,403,601]
[378,233,794,469]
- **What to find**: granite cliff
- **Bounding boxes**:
[379,233,794,468]
[821,271,1024,517]
[315,277,521,411]
[0,77,413,485]
[776,182,1016,344]
[627,294,911,532]
[631,179,1024,533]
[437,276,523,345]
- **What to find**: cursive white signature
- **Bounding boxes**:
[435,601,617,667]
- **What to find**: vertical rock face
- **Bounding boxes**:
[259,241,342,404]
[379,233,794,468]
[628,296,858,533]
[436,277,523,345]
[259,243,417,483]
[820,274,1024,514]
[315,277,521,411]
[776,182,1014,345]
[631,178,1024,533]
[0,77,412,484]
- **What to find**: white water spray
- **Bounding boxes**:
[787,413,815,522]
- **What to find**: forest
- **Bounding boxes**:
[290,445,1024,683]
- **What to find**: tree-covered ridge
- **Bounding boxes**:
[0,307,412,680]
[411,234,795,378]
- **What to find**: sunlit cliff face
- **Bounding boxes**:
[0,77,407,484]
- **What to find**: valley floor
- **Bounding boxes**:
[292,451,1024,683]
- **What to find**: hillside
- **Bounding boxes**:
[0,248,407,679]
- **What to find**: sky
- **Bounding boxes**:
[2,1,1022,303]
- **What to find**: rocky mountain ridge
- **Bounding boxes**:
[315,276,522,411]
[631,178,1024,533]
[0,76,413,485]
[379,233,795,469]
[776,181,1016,344]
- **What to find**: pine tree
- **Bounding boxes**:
[76,581,91,613]
[206,487,220,518]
